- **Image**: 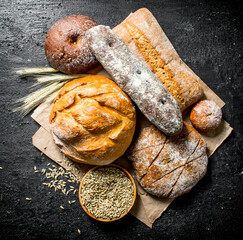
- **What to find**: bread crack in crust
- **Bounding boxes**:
[124,23,185,109]
[50,75,136,165]
[113,8,203,111]
[127,122,208,199]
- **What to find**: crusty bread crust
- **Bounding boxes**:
[127,122,208,199]
[45,15,98,74]
[49,75,136,165]
[190,100,222,132]
[86,25,183,136]
[113,8,203,111]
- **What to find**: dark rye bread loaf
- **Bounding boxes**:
[126,122,208,199]
[86,25,183,136]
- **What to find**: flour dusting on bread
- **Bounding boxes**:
[127,122,208,198]
[49,75,136,165]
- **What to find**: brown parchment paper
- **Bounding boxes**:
[31,74,232,228]
[31,11,233,228]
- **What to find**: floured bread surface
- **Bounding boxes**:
[49,75,136,165]
[86,25,183,136]
[127,122,208,198]
[113,8,203,111]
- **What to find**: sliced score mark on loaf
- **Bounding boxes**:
[127,122,208,199]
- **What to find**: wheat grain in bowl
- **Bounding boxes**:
[79,164,136,222]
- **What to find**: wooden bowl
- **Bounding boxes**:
[78,164,136,222]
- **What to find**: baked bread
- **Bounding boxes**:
[45,15,98,74]
[86,25,183,136]
[113,8,203,111]
[127,122,208,199]
[49,75,136,165]
[190,100,222,132]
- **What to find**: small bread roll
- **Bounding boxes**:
[190,100,222,132]
[45,15,98,74]
[49,75,136,165]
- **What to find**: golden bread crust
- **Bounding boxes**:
[50,75,136,165]
[190,100,222,132]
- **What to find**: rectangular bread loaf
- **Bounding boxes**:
[113,8,203,111]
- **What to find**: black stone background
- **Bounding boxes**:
[0,0,242,239]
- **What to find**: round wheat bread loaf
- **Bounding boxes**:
[127,122,208,199]
[50,75,136,165]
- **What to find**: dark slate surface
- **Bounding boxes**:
[0,0,242,239]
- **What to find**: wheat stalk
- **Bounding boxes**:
[13,82,66,116]
[16,67,59,76]
[32,73,91,86]
[14,67,91,115]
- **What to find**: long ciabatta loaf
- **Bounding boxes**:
[86,25,183,136]
[113,8,203,111]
